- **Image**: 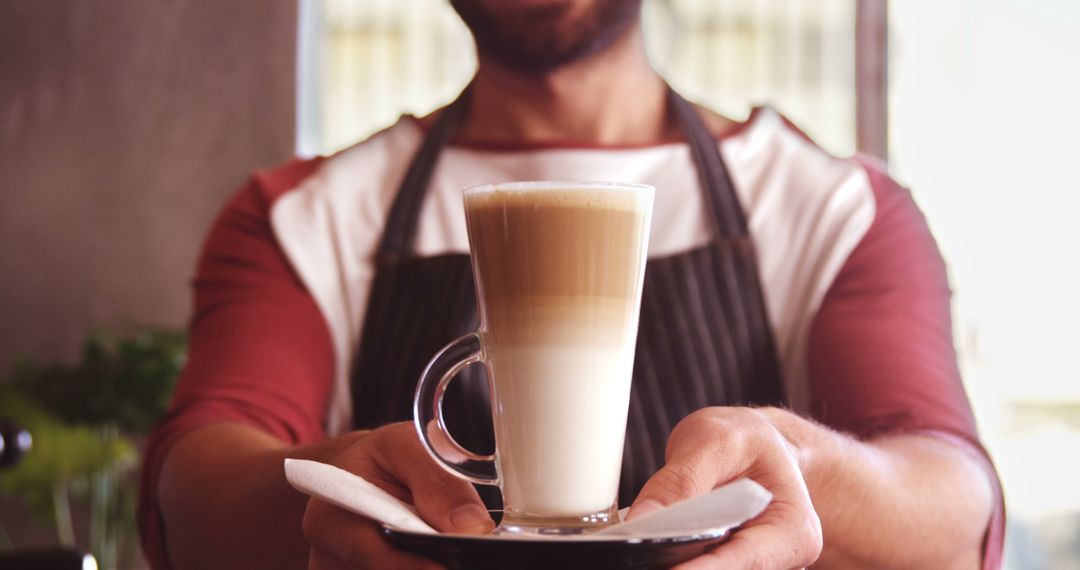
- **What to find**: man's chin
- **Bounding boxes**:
[451,0,642,74]
[499,0,577,6]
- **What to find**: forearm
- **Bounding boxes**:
[792,423,994,569]
[157,422,365,569]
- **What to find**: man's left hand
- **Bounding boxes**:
[626,407,823,569]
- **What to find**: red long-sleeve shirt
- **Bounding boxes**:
[138,109,1004,568]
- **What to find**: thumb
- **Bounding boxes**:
[407,446,494,535]
[626,461,714,521]
[450,504,494,535]
[378,423,495,535]
[413,475,494,535]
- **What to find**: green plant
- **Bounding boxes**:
[9,330,185,433]
[0,329,185,568]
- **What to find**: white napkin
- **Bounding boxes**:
[284,458,437,533]
[284,458,771,539]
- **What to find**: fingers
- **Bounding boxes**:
[627,409,761,519]
[372,423,495,535]
[672,497,822,570]
[303,498,444,570]
[626,459,714,520]
[302,423,489,569]
[629,407,822,569]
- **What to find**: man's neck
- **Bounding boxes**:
[457,25,674,146]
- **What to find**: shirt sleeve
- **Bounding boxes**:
[805,159,1005,569]
[137,157,333,569]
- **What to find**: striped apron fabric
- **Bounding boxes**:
[350,87,786,509]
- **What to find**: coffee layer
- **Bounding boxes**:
[466,187,651,302]
[481,297,637,347]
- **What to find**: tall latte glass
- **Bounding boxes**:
[414,181,654,535]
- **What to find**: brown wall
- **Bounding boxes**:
[0,1,298,370]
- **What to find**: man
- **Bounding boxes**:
[139,0,1004,568]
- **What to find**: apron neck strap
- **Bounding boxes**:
[378,88,472,257]
[666,87,749,240]
[379,84,750,257]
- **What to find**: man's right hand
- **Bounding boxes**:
[301,422,495,569]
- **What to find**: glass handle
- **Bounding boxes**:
[412,333,498,485]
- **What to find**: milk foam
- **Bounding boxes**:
[488,343,634,517]
[464,181,653,214]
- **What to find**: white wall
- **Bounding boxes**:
[0,1,298,370]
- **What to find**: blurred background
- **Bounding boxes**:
[1,0,1077,567]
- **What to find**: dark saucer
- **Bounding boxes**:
[382,525,731,570]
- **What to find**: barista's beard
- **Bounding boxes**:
[450,0,643,73]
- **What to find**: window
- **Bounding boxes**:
[890,2,1080,567]
[302,0,857,156]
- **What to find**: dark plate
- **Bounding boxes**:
[382,526,731,570]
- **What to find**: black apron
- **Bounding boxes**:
[350,87,786,509]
